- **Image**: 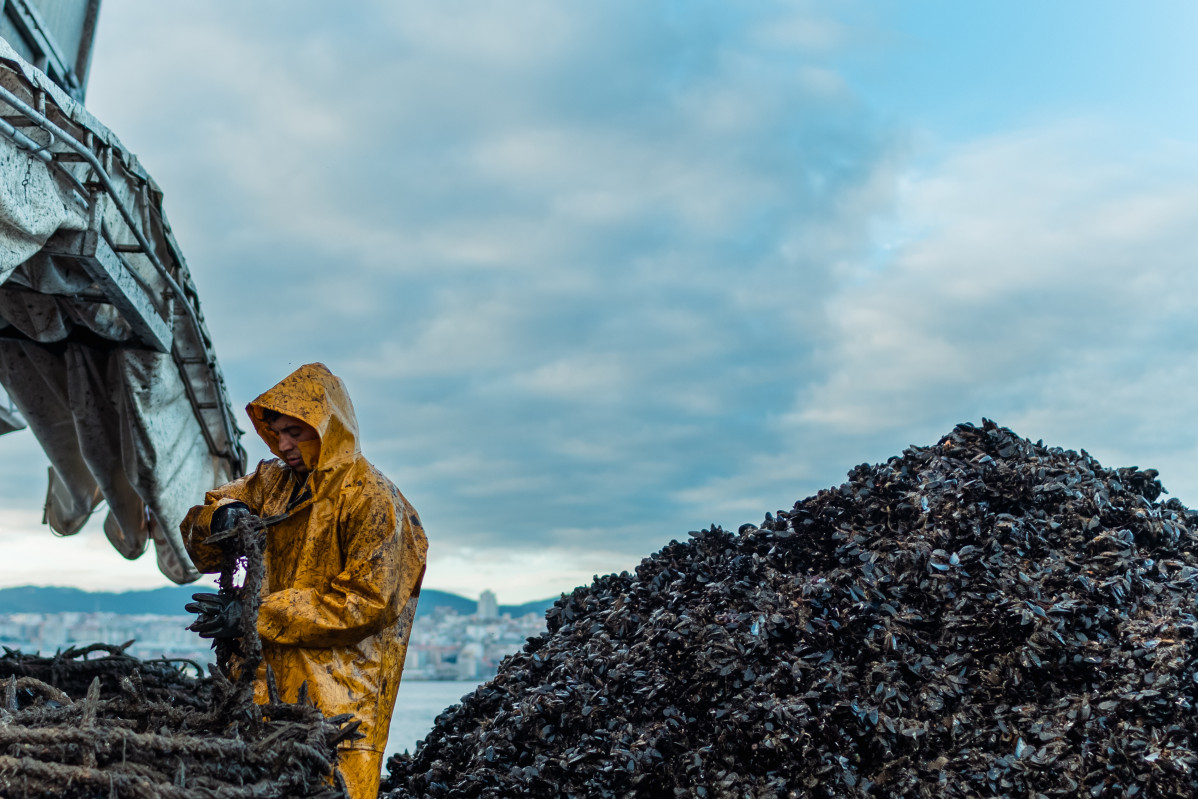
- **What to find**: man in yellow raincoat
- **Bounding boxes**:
[182,363,427,799]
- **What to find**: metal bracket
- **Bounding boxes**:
[42,222,172,354]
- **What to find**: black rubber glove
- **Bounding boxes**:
[184,592,242,639]
[211,502,251,533]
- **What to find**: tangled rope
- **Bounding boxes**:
[0,515,357,798]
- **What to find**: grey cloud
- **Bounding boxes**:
[52,2,900,587]
[12,3,1193,602]
[788,125,1198,502]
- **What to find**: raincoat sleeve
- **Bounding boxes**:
[256,479,425,648]
[181,462,269,574]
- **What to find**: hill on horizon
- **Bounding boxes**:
[0,585,557,620]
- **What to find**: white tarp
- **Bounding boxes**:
[0,37,240,583]
[0,342,230,582]
[0,142,87,276]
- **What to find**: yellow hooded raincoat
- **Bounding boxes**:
[182,363,427,798]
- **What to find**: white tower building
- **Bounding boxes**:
[477,589,498,619]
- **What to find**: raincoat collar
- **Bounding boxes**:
[246,363,361,473]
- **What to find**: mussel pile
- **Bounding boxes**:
[0,515,356,798]
[383,420,1198,798]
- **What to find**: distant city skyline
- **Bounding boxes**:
[0,598,548,684]
[0,583,557,617]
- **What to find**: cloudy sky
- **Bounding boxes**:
[2,1,1197,601]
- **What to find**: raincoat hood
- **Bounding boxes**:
[247,363,360,472]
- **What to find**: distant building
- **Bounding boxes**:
[457,643,483,680]
[476,589,498,620]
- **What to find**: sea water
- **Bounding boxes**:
[385,679,484,758]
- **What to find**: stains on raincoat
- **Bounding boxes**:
[182,363,427,799]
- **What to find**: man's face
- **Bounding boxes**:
[269,414,320,475]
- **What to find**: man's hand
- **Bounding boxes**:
[211,502,252,533]
[208,502,257,549]
[185,592,243,639]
